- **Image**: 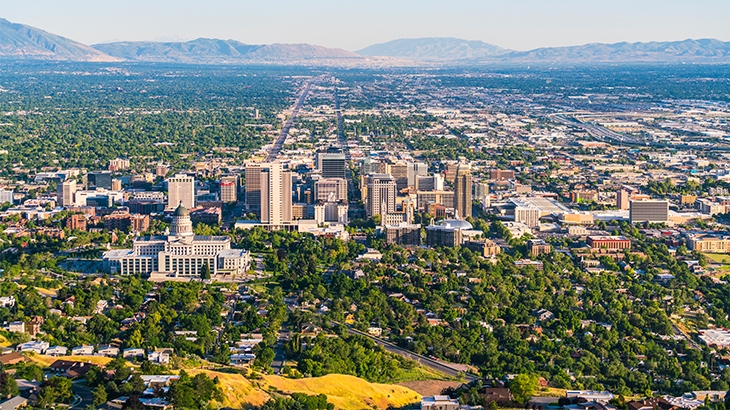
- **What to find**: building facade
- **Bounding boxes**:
[454,163,472,219]
[103,203,250,277]
[167,174,195,210]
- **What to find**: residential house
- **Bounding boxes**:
[71,345,94,356]
[0,396,28,410]
[0,352,27,366]
[45,346,69,356]
[15,341,49,354]
[421,395,459,410]
[97,345,119,357]
[123,348,146,360]
[49,360,98,379]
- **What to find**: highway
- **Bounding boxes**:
[554,114,730,152]
[337,322,478,381]
[265,76,322,162]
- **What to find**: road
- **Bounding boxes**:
[265,76,323,162]
[271,325,291,375]
[338,323,478,381]
[71,382,94,409]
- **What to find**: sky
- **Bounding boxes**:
[1,0,728,51]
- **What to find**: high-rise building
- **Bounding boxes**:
[366,174,396,219]
[0,189,14,205]
[167,174,195,210]
[245,163,263,214]
[58,180,77,207]
[490,169,515,181]
[220,175,238,203]
[85,171,113,190]
[387,162,409,192]
[407,162,428,188]
[454,163,472,219]
[361,158,383,176]
[415,174,444,192]
[155,164,169,178]
[111,179,123,191]
[314,178,347,202]
[260,163,292,225]
[629,200,669,224]
[616,189,630,210]
[317,147,346,179]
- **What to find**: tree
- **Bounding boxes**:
[0,372,19,398]
[201,263,211,280]
[93,385,108,406]
[510,374,538,404]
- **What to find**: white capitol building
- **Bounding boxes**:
[103,203,250,278]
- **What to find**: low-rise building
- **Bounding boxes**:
[587,235,631,251]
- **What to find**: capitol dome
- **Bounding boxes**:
[173,202,190,217]
[438,219,473,230]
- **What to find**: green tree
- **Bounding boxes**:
[201,263,211,280]
[510,374,538,404]
[93,385,108,406]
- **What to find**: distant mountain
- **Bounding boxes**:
[357,37,730,63]
[356,37,509,60]
[93,38,361,63]
[502,38,730,62]
[0,18,118,61]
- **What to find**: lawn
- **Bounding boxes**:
[704,253,730,264]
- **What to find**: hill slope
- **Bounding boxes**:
[356,37,509,60]
[93,38,361,63]
[0,18,117,61]
[357,37,730,62]
[502,38,730,62]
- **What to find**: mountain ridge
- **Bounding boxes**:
[356,37,730,62]
[0,17,119,61]
[92,38,361,63]
[1,17,729,64]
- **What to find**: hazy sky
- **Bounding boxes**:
[1,0,728,51]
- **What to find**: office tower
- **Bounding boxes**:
[167,174,195,210]
[387,162,409,192]
[407,162,428,188]
[317,147,346,179]
[454,163,472,219]
[490,169,515,181]
[617,189,629,210]
[474,181,489,199]
[416,174,444,191]
[314,178,347,202]
[245,164,263,214]
[111,179,122,191]
[260,163,292,225]
[629,200,669,224]
[0,189,13,205]
[220,175,238,203]
[156,164,169,178]
[366,174,396,218]
[58,180,77,207]
[361,158,383,176]
[85,171,113,190]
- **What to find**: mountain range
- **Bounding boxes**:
[1,17,729,64]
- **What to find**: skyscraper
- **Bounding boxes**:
[616,189,629,210]
[387,162,409,192]
[85,171,113,190]
[314,178,347,202]
[317,147,346,179]
[58,180,76,207]
[366,174,396,219]
[260,163,292,225]
[167,174,195,210]
[454,163,472,219]
[629,200,669,224]
[220,175,238,203]
[245,163,263,215]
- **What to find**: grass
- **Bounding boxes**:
[0,334,9,347]
[535,387,567,397]
[27,355,128,368]
[265,374,421,409]
[704,253,730,264]
[184,367,422,410]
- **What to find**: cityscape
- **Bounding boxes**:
[0,4,729,410]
